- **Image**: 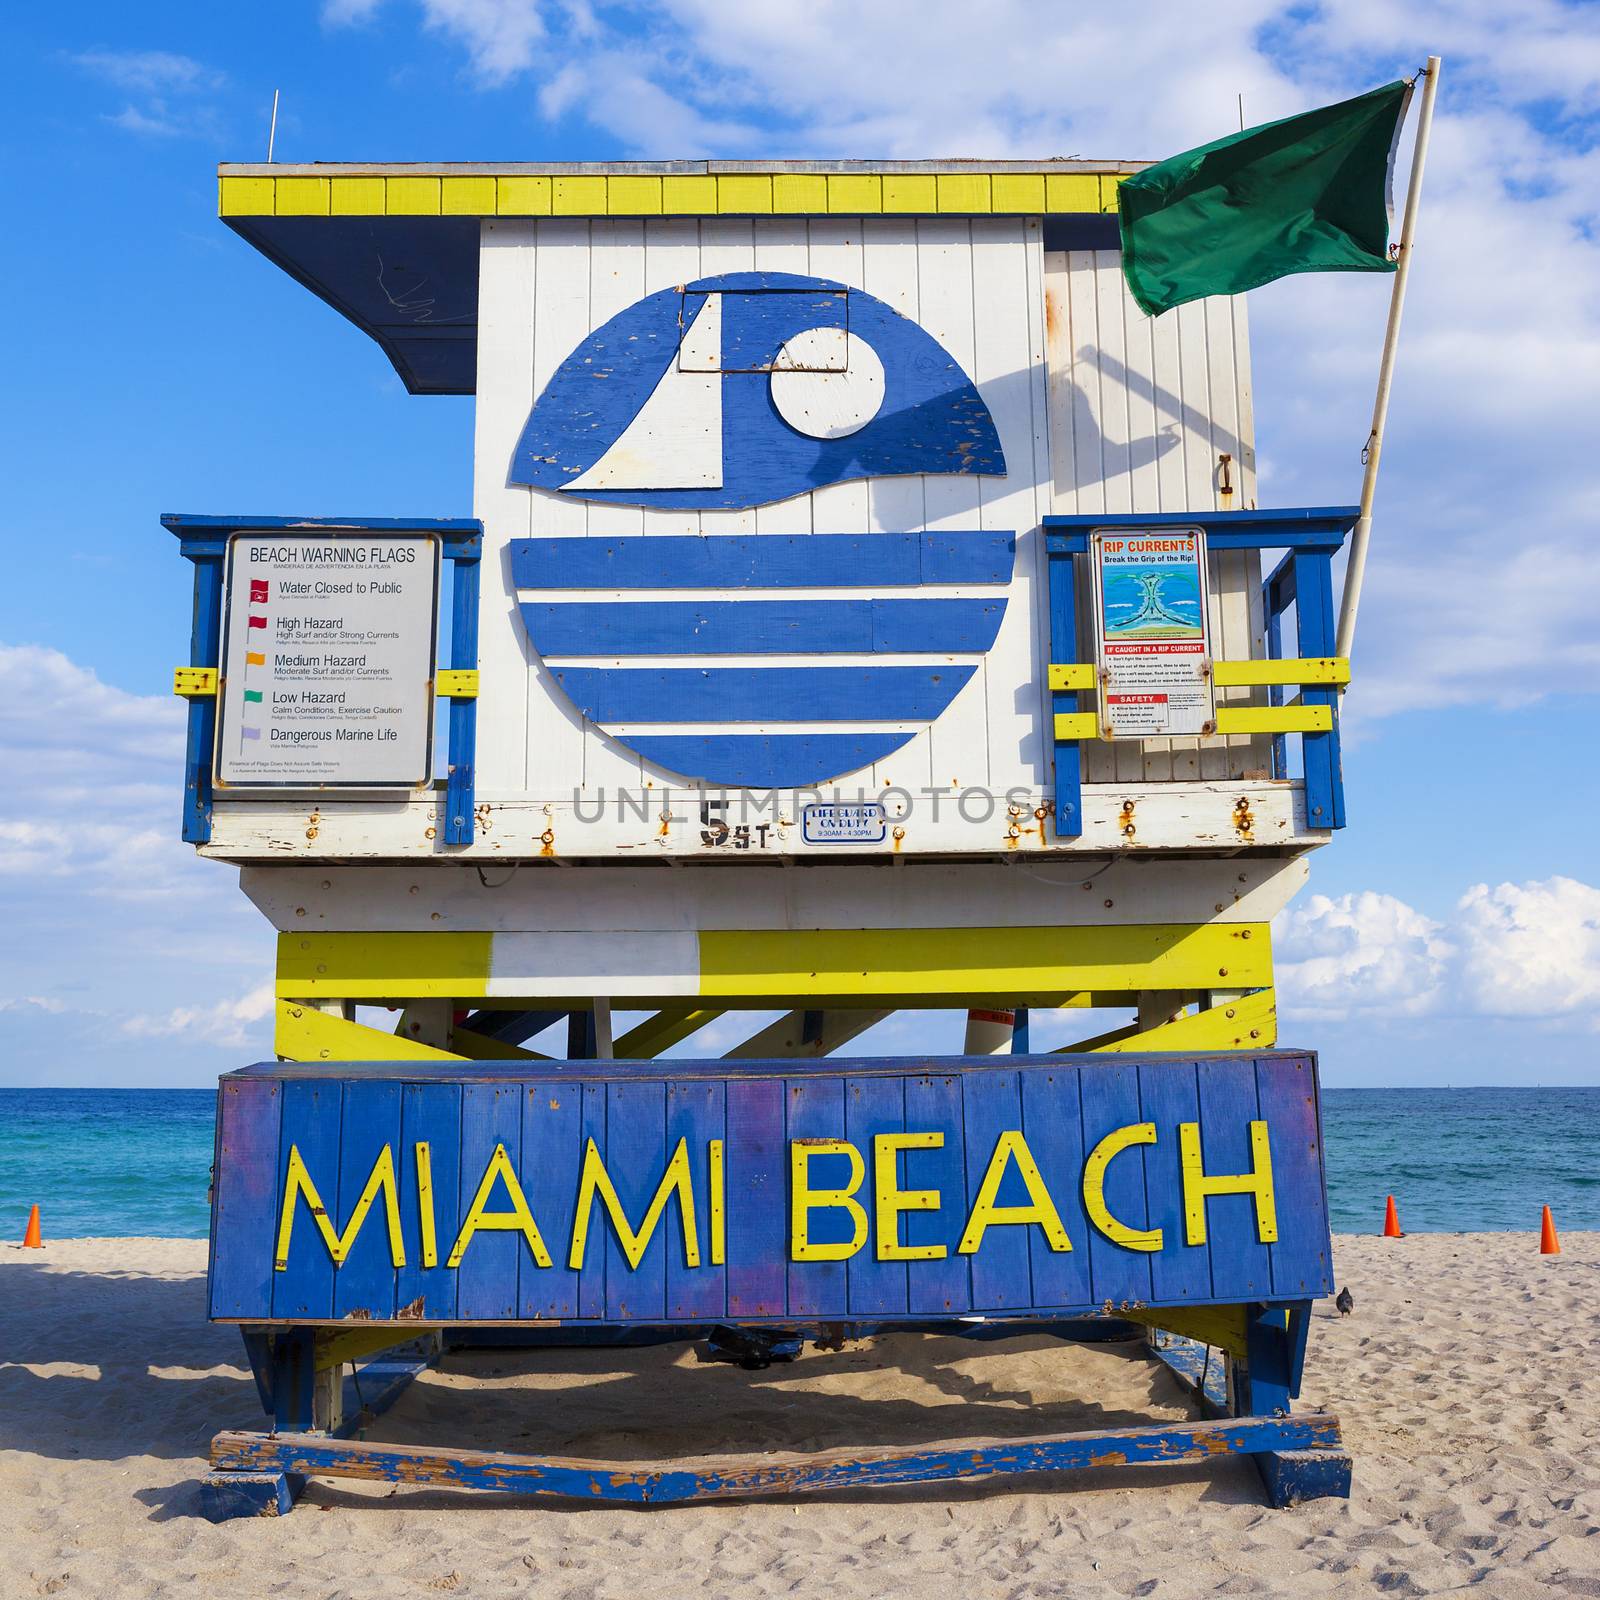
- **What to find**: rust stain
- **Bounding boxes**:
[1232,795,1254,842]
[1119,799,1137,841]
[539,827,556,858]
[395,1296,427,1321]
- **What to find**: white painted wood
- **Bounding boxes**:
[239,855,1310,934]
[769,328,885,438]
[639,218,706,539]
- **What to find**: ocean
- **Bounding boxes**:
[0,1085,1594,1241]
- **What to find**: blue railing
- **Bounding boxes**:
[165,514,483,847]
[1042,508,1358,839]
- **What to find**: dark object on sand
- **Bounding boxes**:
[1335,1286,1354,1316]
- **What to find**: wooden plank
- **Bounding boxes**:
[397,1081,461,1322]
[211,1413,1344,1501]
[271,1081,340,1320]
[667,1080,726,1319]
[455,1083,522,1320]
[1212,657,1349,687]
[844,1074,908,1316]
[603,1079,669,1321]
[960,1067,1033,1312]
[332,1080,403,1320]
[785,1076,850,1318]
[1194,1059,1273,1303]
[724,1078,785,1318]
[1078,1061,1152,1308]
[519,1080,581,1318]
[902,1071,970,1315]
[1255,1055,1334,1300]
[1214,705,1333,735]
[1018,1063,1092,1309]
[209,1079,281,1319]
[1137,1060,1210,1305]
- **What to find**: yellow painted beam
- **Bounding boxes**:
[883,174,938,212]
[662,174,717,213]
[446,1026,549,1062]
[441,175,497,215]
[699,923,1271,1002]
[273,176,329,216]
[772,173,827,212]
[173,666,218,697]
[717,174,773,213]
[1053,711,1101,741]
[276,933,492,1000]
[496,175,552,215]
[613,1008,726,1059]
[434,668,479,698]
[1092,989,1277,1053]
[552,175,607,215]
[1212,657,1349,688]
[1123,1304,1249,1360]
[827,173,882,212]
[937,173,992,212]
[314,1326,439,1373]
[1047,663,1097,691]
[219,174,274,215]
[331,176,385,216]
[275,1000,470,1063]
[991,173,1046,212]
[385,175,441,214]
[608,174,662,214]
[1214,704,1333,735]
[1046,172,1101,212]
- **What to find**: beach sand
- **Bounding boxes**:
[4,1233,1597,1599]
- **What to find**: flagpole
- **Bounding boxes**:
[1334,54,1442,662]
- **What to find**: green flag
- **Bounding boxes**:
[1118,80,1413,316]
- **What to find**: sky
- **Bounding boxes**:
[1,0,1597,1087]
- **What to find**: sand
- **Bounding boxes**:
[3,1233,1598,1599]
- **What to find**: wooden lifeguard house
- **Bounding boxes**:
[181,159,1353,1516]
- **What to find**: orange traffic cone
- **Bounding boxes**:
[1540,1206,1561,1256]
[22,1204,42,1248]
[1383,1195,1402,1238]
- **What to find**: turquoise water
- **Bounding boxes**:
[0,1086,1594,1240]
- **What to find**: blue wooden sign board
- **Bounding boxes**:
[209,1053,1333,1325]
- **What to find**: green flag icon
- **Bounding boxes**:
[1118,80,1414,316]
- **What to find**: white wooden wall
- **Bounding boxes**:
[471,220,1267,840]
[1044,250,1269,781]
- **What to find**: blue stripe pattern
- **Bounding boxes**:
[511,533,1014,589]
[524,599,1005,656]
[552,665,977,724]
[518,531,1012,787]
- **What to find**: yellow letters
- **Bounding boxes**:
[708,1138,726,1267]
[1082,1123,1162,1251]
[274,1142,405,1271]
[791,1139,869,1261]
[957,1131,1071,1255]
[447,1143,553,1269]
[1179,1120,1278,1245]
[873,1132,946,1260]
[569,1136,701,1270]
[415,1141,437,1269]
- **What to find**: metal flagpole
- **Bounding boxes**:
[1334,54,1442,662]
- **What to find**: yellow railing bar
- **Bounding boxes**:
[435,668,480,697]
[1047,663,1098,690]
[173,667,219,697]
[1212,657,1349,687]
[1214,705,1332,735]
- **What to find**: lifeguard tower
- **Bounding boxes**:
[181,159,1353,1516]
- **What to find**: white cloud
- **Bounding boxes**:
[0,644,273,1084]
[71,49,221,94]
[326,0,546,84]
[1277,876,1600,1028]
[122,982,276,1049]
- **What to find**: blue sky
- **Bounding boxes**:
[2,1,1598,1086]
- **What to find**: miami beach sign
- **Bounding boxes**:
[209,1054,1334,1324]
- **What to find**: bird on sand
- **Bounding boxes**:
[1335,1286,1355,1316]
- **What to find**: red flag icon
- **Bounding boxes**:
[250,579,270,603]
[248,614,268,630]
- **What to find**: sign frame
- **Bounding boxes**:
[213,529,442,795]
[1089,525,1215,742]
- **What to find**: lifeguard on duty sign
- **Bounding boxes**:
[1091,527,1215,740]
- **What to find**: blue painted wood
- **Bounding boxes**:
[164,514,484,536]
[521,598,1006,656]
[455,1084,522,1321]
[508,273,1006,511]
[960,1068,1033,1313]
[667,1080,727,1321]
[1148,1332,1229,1417]
[627,733,909,788]
[397,1081,461,1321]
[1045,544,1083,838]
[1017,1064,1091,1310]
[552,664,978,725]
[1238,1304,1294,1417]
[1255,1056,1335,1300]
[511,532,1014,590]
[786,1076,850,1319]
[181,553,223,844]
[725,1078,786,1319]
[1138,1061,1211,1305]
[1042,507,1358,554]
[603,1080,669,1322]
[271,1082,341,1319]
[844,1075,907,1316]
[1293,550,1345,830]
[198,1471,297,1520]
[443,543,480,847]
[1255,1442,1353,1507]
[1195,1060,1273,1303]
[333,1081,403,1320]
[520,1080,582,1319]
[210,1412,1343,1503]
[1010,1009,1030,1053]
[901,1071,970,1316]
[271,1328,317,1430]
[1078,1062,1153,1308]
[209,1079,281,1318]
[210,1053,1334,1329]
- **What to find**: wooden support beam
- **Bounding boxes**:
[613,1008,726,1059]
[211,1413,1343,1505]
[1121,1304,1249,1361]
